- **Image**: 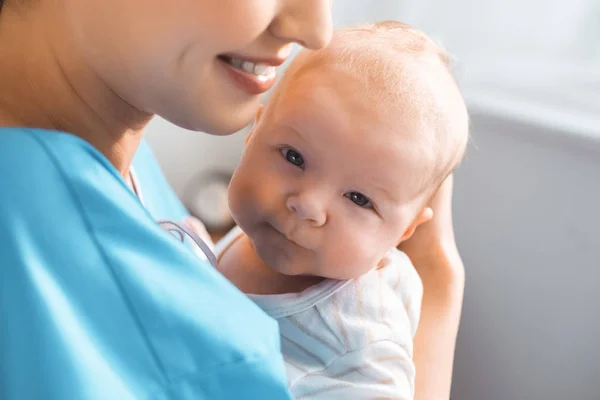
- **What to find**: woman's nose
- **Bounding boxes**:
[286,193,327,227]
[270,0,333,50]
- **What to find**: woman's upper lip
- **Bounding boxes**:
[220,53,287,67]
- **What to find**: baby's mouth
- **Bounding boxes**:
[269,220,308,249]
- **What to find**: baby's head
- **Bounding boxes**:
[229,21,469,280]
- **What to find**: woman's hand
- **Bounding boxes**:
[400,175,465,400]
[399,175,462,271]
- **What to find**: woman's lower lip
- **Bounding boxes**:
[218,58,277,95]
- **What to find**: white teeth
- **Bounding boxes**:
[230,59,243,69]
[241,61,255,73]
[253,64,273,76]
[227,57,276,78]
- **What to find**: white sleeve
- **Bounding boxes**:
[291,340,415,400]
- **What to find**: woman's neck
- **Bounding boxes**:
[0,4,153,178]
[217,233,324,295]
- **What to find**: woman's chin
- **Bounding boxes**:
[177,116,251,136]
[205,118,252,136]
[157,99,256,136]
[197,98,260,135]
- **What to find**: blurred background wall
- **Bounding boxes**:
[146,1,600,398]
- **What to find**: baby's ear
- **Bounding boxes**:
[400,207,434,242]
[245,105,264,145]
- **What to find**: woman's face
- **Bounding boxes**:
[65,0,333,134]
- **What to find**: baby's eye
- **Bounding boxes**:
[281,147,305,169]
[344,192,373,208]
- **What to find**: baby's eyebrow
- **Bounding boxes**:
[368,181,396,203]
[279,121,312,147]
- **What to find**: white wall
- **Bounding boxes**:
[399,0,600,79]
[451,99,600,399]
[145,116,247,196]
[401,2,600,397]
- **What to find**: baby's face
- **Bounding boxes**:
[228,71,429,280]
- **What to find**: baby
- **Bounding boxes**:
[215,21,468,399]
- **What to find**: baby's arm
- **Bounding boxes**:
[290,340,416,400]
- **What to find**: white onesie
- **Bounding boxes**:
[216,227,423,399]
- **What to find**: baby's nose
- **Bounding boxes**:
[286,194,327,227]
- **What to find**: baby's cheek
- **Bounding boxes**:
[351,235,382,268]
[228,172,258,226]
[324,228,381,278]
[231,164,282,226]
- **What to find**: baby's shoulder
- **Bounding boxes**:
[306,248,423,352]
[374,248,424,307]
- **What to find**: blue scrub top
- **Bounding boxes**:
[0,128,292,399]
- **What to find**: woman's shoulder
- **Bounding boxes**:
[0,128,290,399]
[0,127,120,189]
[0,127,184,219]
[0,127,177,271]
[0,126,111,157]
[0,127,140,221]
[0,127,150,263]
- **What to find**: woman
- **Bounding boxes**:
[0,0,464,398]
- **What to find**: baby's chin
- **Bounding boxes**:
[253,239,301,274]
[248,234,312,276]
[315,255,389,281]
[257,248,366,281]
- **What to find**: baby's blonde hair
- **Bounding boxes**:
[270,21,469,199]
